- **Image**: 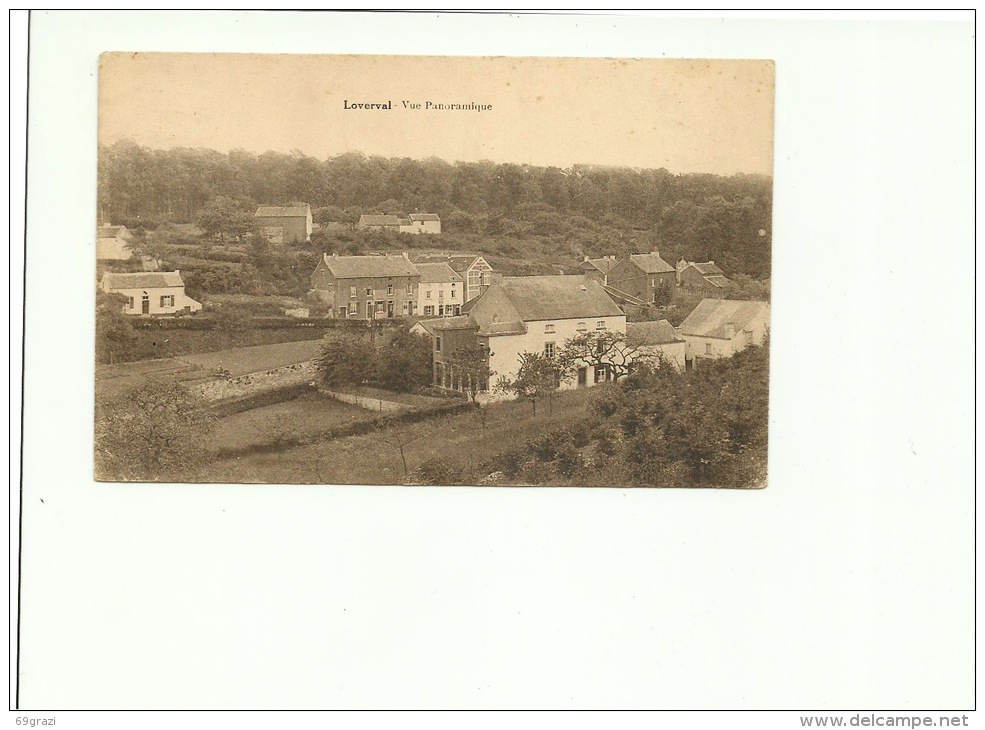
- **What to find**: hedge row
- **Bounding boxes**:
[128,316,404,331]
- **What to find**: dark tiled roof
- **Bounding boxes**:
[693,262,725,276]
[433,315,479,331]
[702,275,729,289]
[468,276,622,332]
[397,219,411,226]
[679,299,769,339]
[409,213,440,221]
[627,320,682,346]
[102,271,184,289]
[583,257,620,274]
[319,254,420,279]
[415,262,462,283]
[630,253,675,274]
[256,205,310,218]
[358,214,401,226]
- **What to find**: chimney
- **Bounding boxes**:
[583,255,590,262]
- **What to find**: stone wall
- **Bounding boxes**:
[197,361,318,403]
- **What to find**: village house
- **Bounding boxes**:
[404,212,441,234]
[356,213,441,234]
[606,252,677,304]
[255,204,313,244]
[96,224,133,261]
[626,320,686,371]
[413,253,495,302]
[430,275,626,397]
[100,270,202,316]
[678,298,770,370]
[578,255,619,286]
[414,262,463,317]
[310,253,421,319]
[677,259,730,291]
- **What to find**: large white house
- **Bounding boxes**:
[413,253,495,302]
[431,275,626,397]
[100,270,202,316]
[678,298,770,369]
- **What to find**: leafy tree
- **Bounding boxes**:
[496,351,569,415]
[444,343,495,406]
[375,329,433,393]
[557,330,650,383]
[94,378,213,481]
[197,196,255,242]
[95,292,138,364]
[316,331,375,388]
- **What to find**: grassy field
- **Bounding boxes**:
[177,339,324,376]
[196,386,598,485]
[208,392,373,452]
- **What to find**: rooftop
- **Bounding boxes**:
[630,252,675,274]
[679,299,769,339]
[627,320,683,346]
[319,254,420,279]
[358,214,402,226]
[409,213,440,221]
[415,262,462,283]
[102,271,184,289]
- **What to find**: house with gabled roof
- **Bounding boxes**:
[255,204,313,244]
[579,255,619,285]
[310,253,421,319]
[626,320,686,371]
[678,298,770,369]
[412,252,494,302]
[677,259,730,290]
[100,270,202,316]
[96,224,134,261]
[405,213,441,234]
[606,251,676,304]
[414,262,463,317]
[430,275,626,396]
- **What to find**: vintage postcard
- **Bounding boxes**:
[95,53,774,488]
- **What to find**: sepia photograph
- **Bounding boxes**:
[95,53,774,488]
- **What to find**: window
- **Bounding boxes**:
[544,342,555,358]
[350,286,357,298]
[438,289,444,299]
[402,302,409,314]
[351,302,359,316]
[596,321,607,330]
[577,321,587,332]
[160,295,175,307]
[435,336,442,353]
[705,343,712,355]
[376,301,385,313]
[451,290,456,299]
[339,306,348,318]
[365,287,373,296]
[125,296,134,309]
[387,284,394,296]
[426,290,432,299]
[544,323,555,333]
[406,282,412,294]
[424,305,434,316]
[438,305,444,316]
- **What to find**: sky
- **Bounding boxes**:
[99,53,774,176]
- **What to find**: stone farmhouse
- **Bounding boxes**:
[255,204,313,244]
[606,252,677,305]
[100,271,202,316]
[677,259,730,291]
[578,255,619,286]
[678,298,770,370]
[429,275,626,397]
[310,253,421,319]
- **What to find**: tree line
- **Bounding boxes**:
[99,141,773,278]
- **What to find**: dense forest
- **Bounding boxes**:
[98,140,773,279]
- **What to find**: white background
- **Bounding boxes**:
[10,9,976,720]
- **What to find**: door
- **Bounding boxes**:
[387,301,394,318]
[141,294,150,314]
[577,367,587,387]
